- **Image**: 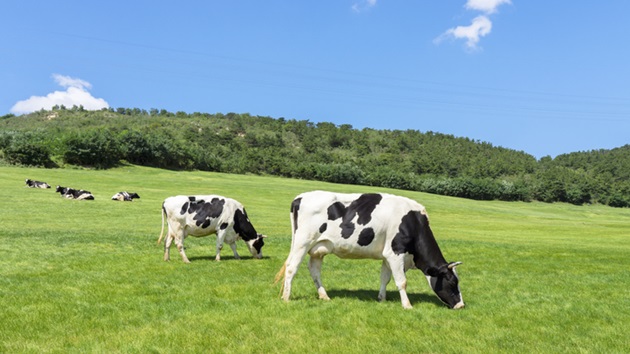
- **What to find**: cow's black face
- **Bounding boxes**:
[427,262,464,309]
[246,234,265,259]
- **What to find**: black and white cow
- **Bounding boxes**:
[25,179,51,189]
[111,191,140,201]
[55,185,95,200]
[158,195,266,262]
[275,191,464,310]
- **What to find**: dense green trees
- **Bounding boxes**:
[1,108,628,207]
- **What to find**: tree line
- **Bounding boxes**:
[1,107,629,207]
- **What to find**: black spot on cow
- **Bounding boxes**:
[327,202,346,220]
[189,197,226,228]
[357,227,375,246]
[391,211,419,256]
[391,210,446,272]
[338,193,382,239]
[180,202,189,215]
[340,221,355,239]
[188,196,196,202]
[319,223,327,233]
[291,197,302,232]
[233,208,258,241]
[352,194,382,225]
[220,222,229,230]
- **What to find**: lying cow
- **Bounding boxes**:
[111,191,140,201]
[158,195,266,262]
[275,190,464,310]
[55,185,95,200]
[25,179,51,189]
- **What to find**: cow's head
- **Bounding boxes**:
[244,234,266,259]
[426,261,464,309]
[55,185,68,195]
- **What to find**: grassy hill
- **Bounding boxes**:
[0,165,628,352]
[2,109,629,206]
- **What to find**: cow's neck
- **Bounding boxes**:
[413,214,448,273]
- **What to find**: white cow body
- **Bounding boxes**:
[158,195,265,262]
[276,190,464,310]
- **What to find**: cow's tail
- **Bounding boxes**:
[274,200,301,296]
[273,260,287,296]
[157,204,166,245]
[274,204,298,295]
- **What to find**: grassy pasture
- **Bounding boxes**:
[0,165,628,353]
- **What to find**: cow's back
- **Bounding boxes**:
[292,191,427,259]
[163,195,241,237]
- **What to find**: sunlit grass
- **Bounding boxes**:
[0,165,628,353]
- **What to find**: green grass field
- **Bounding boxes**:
[1,165,628,353]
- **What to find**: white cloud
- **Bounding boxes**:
[435,0,511,50]
[352,0,377,12]
[465,0,511,14]
[435,15,492,50]
[11,74,109,114]
[52,73,92,90]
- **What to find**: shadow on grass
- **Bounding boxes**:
[286,289,443,307]
[187,255,272,262]
[325,289,444,307]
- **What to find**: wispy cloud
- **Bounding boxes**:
[11,74,109,114]
[436,0,511,50]
[352,0,377,13]
[434,15,492,50]
[465,0,511,14]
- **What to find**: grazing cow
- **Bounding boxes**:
[111,191,140,201]
[275,191,464,310]
[158,195,266,262]
[25,179,51,189]
[55,185,95,200]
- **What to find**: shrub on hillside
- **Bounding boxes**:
[1,132,54,167]
[61,130,122,169]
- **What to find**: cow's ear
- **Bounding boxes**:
[448,261,462,270]
[258,234,268,238]
[426,267,440,277]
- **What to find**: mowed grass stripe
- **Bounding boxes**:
[0,165,628,353]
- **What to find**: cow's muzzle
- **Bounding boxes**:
[453,301,465,310]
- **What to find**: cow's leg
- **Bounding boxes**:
[308,257,330,300]
[175,235,190,263]
[228,241,240,260]
[386,256,413,309]
[378,260,392,302]
[307,241,333,300]
[163,233,174,261]
[281,246,310,302]
[215,230,228,261]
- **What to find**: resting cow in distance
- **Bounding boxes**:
[25,179,51,189]
[158,195,266,262]
[275,190,464,310]
[111,191,140,201]
[55,185,95,200]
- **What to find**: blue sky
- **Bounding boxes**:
[1,1,629,159]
